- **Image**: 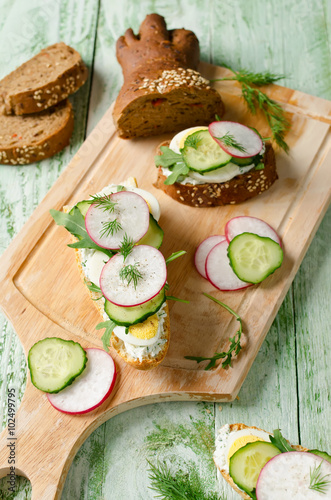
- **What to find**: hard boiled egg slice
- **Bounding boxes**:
[189,162,255,183]
[113,313,161,346]
[214,425,272,473]
[169,126,209,154]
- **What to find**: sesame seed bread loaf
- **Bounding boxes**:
[0,99,74,165]
[214,423,308,499]
[0,42,88,115]
[113,14,224,139]
[154,141,277,207]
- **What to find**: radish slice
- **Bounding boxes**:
[194,235,226,279]
[100,245,167,307]
[205,240,251,291]
[225,216,281,245]
[208,121,263,158]
[256,451,331,499]
[47,348,116,414]
[85,191,150,250]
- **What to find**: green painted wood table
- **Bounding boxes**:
[0,0,330,498]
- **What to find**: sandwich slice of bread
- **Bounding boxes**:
[113,14,224,139]
[0,42,88,115]
[0,99,74,165]
[154,124,277,207]
[213,423,327,499]
[53,178,171,371]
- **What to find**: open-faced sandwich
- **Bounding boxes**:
[50,178,176,370]
[214,423,331,499]
[154,121,277,207]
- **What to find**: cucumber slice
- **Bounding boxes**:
[231,156,256,167]
[181,130,232,172]
[104,287,166,326]
[228,233,283,284]
[28,338,87,393]
[310,449,331,464]
[229,441,281,498]
[74,200,90,217]
[137,213,164,249]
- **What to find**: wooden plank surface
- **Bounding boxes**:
[0,0,330,499]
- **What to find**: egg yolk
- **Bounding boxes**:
[128,314,159,340]
[228,435,265,463]
[178,126,208,149]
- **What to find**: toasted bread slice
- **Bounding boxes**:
[214,423,308,499]
[0,99,74,165]
[0,42,88,115]
[154,142,277,207]
[65,179,170,370]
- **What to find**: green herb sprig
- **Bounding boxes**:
[119,263,143,289]
[211,68,289,152]
[185,293,243,370]
[87,194,117,213]
[148,460,224,500]
[215,132,247,153]
[119,233,134,261]
[184,133,202,150]
[165,250,187,265]
[100,219,122,238]
[155,146,189,185]
[309,460,331,494]
[269,429,294,453]
[96,320,117,352]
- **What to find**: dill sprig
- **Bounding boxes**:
[185,293,243,370]
[88,194,117,213]
[216,132,247,153]
[119,263,143,289]
[100,219,122,238]
[184,133,202,150]
[212,68,289,152]
[148,460,223,500]
[309,460,331,494]
[119,233,134,261]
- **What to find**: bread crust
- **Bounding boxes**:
[113,14,224,139]
[0,43,88,115]
[0,100,74,165]
[154,142,277,207]
[214,423,308,499]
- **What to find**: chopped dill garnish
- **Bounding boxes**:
[100,218,122,238]
[87,194,117,213]
[216,132,247,153]
[184,133,202,150]
[119,263,143,289]
[309,460,331,493]
[119,233,134,261]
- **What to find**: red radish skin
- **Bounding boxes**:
[47,348,116,415]
[100,245,167,307]
[208,121,263,158]
[225,216,281,246]
[205,240,251,291]
[256,451,331,499]
[194,235,226,279]
[85,191,150,250]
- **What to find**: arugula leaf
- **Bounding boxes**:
[164,163,190,185]
[269,429,294,453]
[155,146,189,185]
[155,146,183,168]
[50,207,113,258]
[96,320,117,352]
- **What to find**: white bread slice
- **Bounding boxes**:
[65,178,170,370]
[214,423,308,499]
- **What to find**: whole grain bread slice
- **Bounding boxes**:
[0,99,74,165]
[154,142,277,207]
[0,42,88,115]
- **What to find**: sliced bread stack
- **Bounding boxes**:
[0,42,88,165]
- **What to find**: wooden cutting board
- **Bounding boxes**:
[0,62,330,499]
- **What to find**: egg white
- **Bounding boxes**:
[214,424,272,473]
